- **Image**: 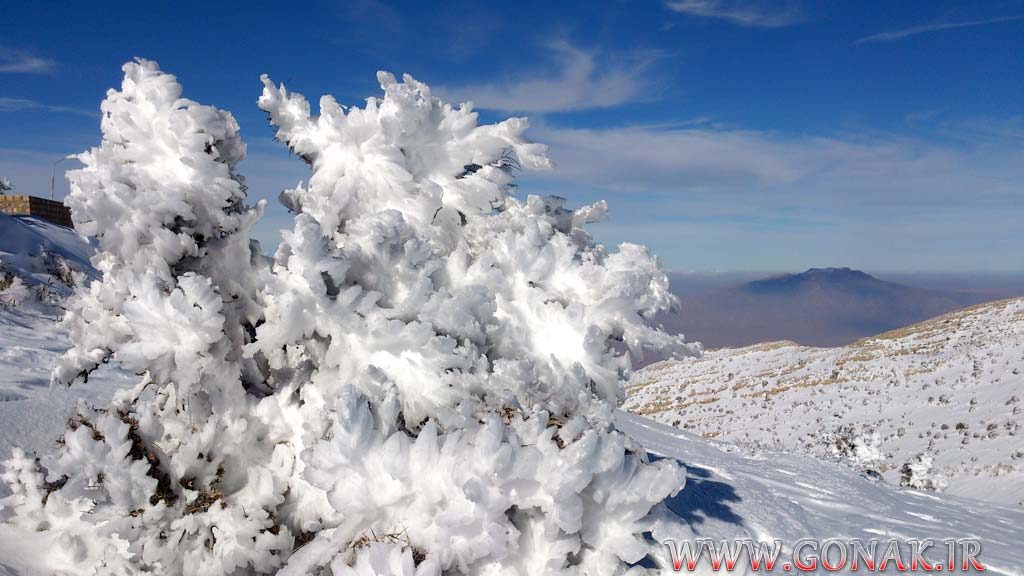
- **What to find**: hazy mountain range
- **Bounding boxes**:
[659,267,1024,348]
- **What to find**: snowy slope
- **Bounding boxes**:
[0,213,95,279]
[625,298,1024,508]
[0,213,131,479]
[0,212,97,309]
[2,210,1021,572]
[0,311,134,467]
[1,341,1022,574]
[618,412,1024,575]
[0,314,1021,573]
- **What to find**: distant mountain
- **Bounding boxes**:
[627,297,1024,507]
[658,267,990,348]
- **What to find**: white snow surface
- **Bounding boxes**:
[1,331,1022,573]
[626,297,1024,508]
[0,310,134,485]
[0,213,95,280]
[0,212,97,310]
[0,211,131,488]
[616,411,1024,575]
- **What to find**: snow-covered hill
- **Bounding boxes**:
[626,297,1024,508]
[3,356,1023,573]
[1,297,1022,573]
[618,412,1024,575]
[0,310,133,466]
[0,212,132,470]
[0,212,96,311]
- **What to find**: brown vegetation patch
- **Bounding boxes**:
[117,410,178,507]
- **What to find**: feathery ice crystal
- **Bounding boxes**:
[0,59,700,575]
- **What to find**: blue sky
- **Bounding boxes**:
[1,0,1022,272]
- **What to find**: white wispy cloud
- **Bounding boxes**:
[665,0,802,28]
[522,122,1024,271]
[528,122,1023,210]
[854,15,1024,44]
[0,46,55,74]
[0,98,94,117]
[440,41,653,113]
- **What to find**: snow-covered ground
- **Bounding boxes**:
[1,214,1022,572]
[0,212,96,301]
[3,210,1023,574]
[2,296,1023,573]
[0,310,133,477]
[618,411,1024,575]
[2,328,1022,573]
[0,213,95,278]
[626,298,1024,508]
[0,213,134,490]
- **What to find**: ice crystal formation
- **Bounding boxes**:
[0,59,699,575]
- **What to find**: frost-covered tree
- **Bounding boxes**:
[3,60,283,575]
[1,59,700,575]
[0,177,13,194]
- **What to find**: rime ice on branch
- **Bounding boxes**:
[1,59,700,575]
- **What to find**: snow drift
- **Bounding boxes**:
[0,212,96,310]
[0,60,699,575]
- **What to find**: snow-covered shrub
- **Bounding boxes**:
[0,266,67,311]
[0,273,30,308]
[0,217,89,313]
[899,453,947,492]
[0,59,698,575]
[824,424,882,468]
